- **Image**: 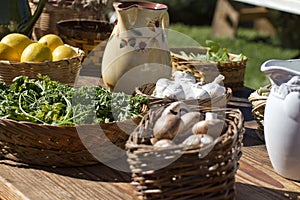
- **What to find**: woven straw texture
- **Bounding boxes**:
[135,83,232,108]
[56,19,113,54]
[0,46,85,86]
[126,106,244,200]
[170,47,247,93]
[30,1,101,39]
[248,84,271,141]
[0,117,141,167]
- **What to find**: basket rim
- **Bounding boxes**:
[56,19,113,39]
[0,114,142,129]
[170,46,248,64]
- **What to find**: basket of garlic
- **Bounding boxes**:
[135,71,232,108]
[126,101,244,199]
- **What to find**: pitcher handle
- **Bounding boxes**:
[161,11,169,42]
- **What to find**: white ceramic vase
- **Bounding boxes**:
[261,59,300,181]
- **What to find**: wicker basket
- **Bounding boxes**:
[135,83,232,108]
[56,19,114,54]
[248,84,271,141]
[30,0,102,40]
[170,47,247,93]
[0,117,141,167]
[0,45,85,86]
[126,106,244,199]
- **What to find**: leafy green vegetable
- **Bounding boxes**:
[0,75,148,126]
[179,40,245,62]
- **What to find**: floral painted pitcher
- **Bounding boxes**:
[102,1,172,94]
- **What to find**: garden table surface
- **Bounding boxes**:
[0,72,300,199]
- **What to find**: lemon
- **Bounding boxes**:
[38,34,64,52]
[21,43,52,62]
[52,45,77,61]
[0,42,20,61]
[1,33,33,58]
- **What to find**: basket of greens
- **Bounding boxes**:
[0,75,148,167]
[171,40,247,92]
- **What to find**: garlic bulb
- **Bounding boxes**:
[191,84,211,99]
[202,75,226,98]
[162,82,185,100]
[153,72,225,100]
[173,71,196,84]
[154,78,173,97]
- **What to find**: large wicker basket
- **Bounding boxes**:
[171,47,247,93]
[56,19,114,54]
[0,45,85,86]
[248,84,271,141]
[135,82,232,108]
[0,117,141,167]
[126,106,244,199]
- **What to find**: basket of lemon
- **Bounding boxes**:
[0,33,85,85]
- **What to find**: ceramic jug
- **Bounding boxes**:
[261,59,300,181]
[0,0,46,39]
[101,1,172,94]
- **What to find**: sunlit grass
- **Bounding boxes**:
[169,23,299,89]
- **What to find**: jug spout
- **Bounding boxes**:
[19,0,46,37]
[261,59,300,86]
[113,1,168,32]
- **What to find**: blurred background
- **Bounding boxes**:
[151,0,300,89]
[39,0,300,90]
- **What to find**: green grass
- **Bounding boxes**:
[169,23,299,89]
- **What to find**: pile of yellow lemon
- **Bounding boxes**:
[0,33,77,62]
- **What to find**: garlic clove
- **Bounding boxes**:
[173,71,196,84]
[162,82,185,100]
[191,85,211,99]
[202,83,225,99]
[154,78,174,98]
[180,81,195,99]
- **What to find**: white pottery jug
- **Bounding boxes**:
[101,1,172,94]
[261,59,300,181]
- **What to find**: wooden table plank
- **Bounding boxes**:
[0,73,300,199]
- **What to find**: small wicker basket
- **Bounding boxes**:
[0,117,141,167]
[30,0,103,39]
[248,84,271,141]
[135,82,232,108]
[56,19,114,54]
[170,47,247,93]
[0,45,85,86]
[126,106,244,199]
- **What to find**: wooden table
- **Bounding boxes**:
[0,76,300,200]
